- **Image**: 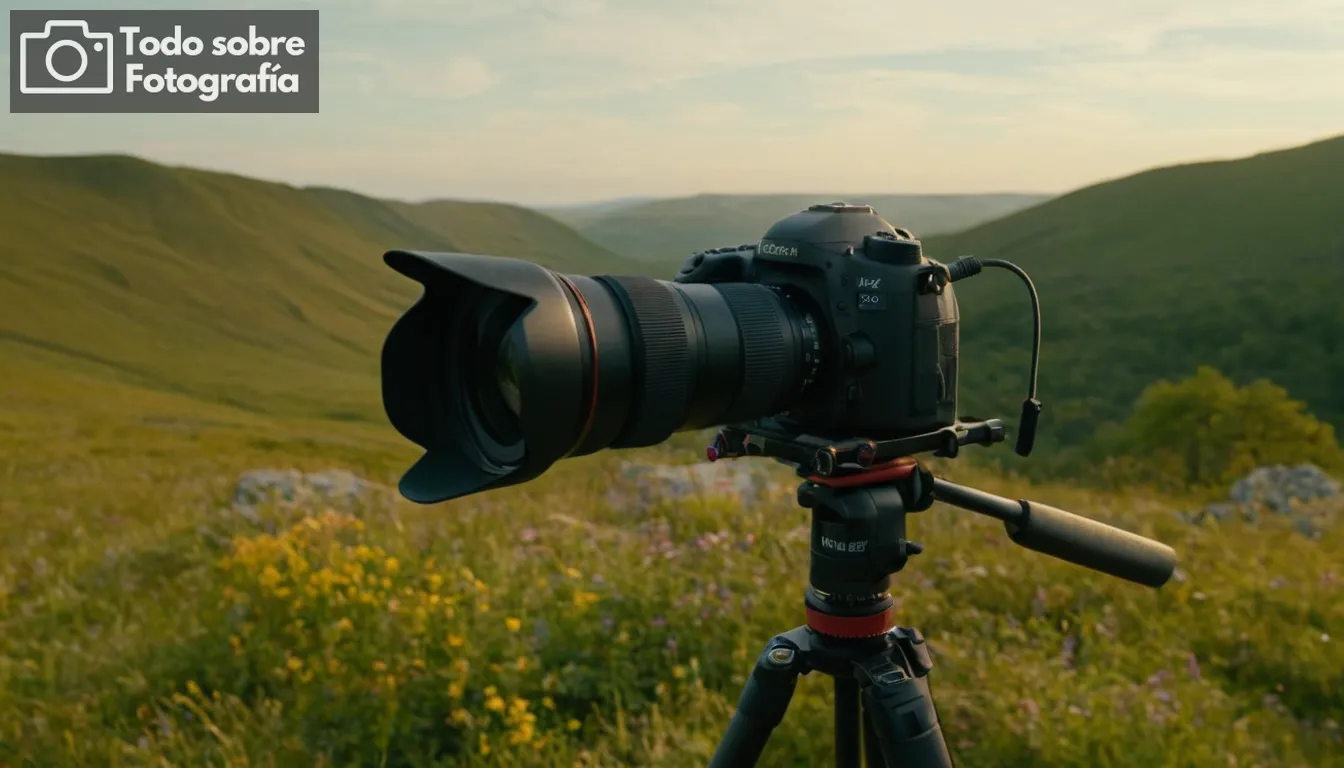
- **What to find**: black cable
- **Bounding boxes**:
[945,256,1043,456]
[978,259,1040,400]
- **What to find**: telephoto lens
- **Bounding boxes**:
[380,250,824,504]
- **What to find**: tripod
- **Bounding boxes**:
[703,423,1179,768]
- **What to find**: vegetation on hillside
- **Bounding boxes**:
[551,193,1050,265]
[0,153,644,425]
[1091,366,1344,493]
[0,362,1339,767]
[2,142,1341,765]
[930,135,1344,475]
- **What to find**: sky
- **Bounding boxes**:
[3,0,1344,206]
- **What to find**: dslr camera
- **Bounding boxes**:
[380,202,1040,504]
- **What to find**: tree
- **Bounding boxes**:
[1113,365,1342,489]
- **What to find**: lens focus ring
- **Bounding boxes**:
[715,284,799,423]
[598,276,692,448]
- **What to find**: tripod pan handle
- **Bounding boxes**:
[931,479,1177,588]
[1005,500,1177,587]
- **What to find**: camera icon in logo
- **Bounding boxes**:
[19,20,115,94]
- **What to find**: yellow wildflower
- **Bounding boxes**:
[567,719,582,731]
[287,657,303,672]
[479,733,490,756]
[564,567,581,579]
[505,617,522,633]
[672,665,686,679]
[542,696,555,710]
[509,722,535,745]
[485,695,506,713]
[449,708,469,726]
[259,565,281,588]
[372,660,388,673]
[384,557,399,574]
[448,683,463,699]
[448,634,465,648]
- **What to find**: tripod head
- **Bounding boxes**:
[707,417,1178,639]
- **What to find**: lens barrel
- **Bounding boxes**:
[381,250,821,504]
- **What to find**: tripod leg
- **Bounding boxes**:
[708,639,803,768]
[833,678,863,768]
[862,674,952,768]
[862,708,883,767]
[858,628,953,768]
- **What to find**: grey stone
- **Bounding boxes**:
[1229,464,1339,513]
[231,468,389,518]
[606,460,791,514]
[1189,464,1339,536]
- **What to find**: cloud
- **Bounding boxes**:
[394,55,500,99]
[328,50,501,99]
[499,0,1344,98]
[3,0,1340,205]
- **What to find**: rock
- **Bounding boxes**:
[231,468,389,519]
[606,460,791,514]
[1229,464,1339,514]
[1188,464,1339,535]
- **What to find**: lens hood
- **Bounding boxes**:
[381,250,590,504]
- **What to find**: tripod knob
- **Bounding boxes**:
[796,482,820,508]
[886,539,923,572]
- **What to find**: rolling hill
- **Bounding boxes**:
[929,134,1344,467]
[0,153,641,424]
[550,192,1051,266]
[3,138,1340,468]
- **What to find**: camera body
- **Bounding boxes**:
[674,202,960,440]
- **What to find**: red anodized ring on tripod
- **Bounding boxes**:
[805,605,896,638]
[805,456,917,488]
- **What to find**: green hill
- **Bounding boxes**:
[927,134,1344,467]
[0,153,640,423]
[1,150,1340,768]
[554,192,1051,266]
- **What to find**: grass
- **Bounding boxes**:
[0,153,647,425]
[1,142,1341,766]
[1,352,1340,767]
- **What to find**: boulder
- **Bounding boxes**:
[231,468,389,521]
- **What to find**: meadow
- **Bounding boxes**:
[1,144,1341,766]
[1,350,1340,767]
